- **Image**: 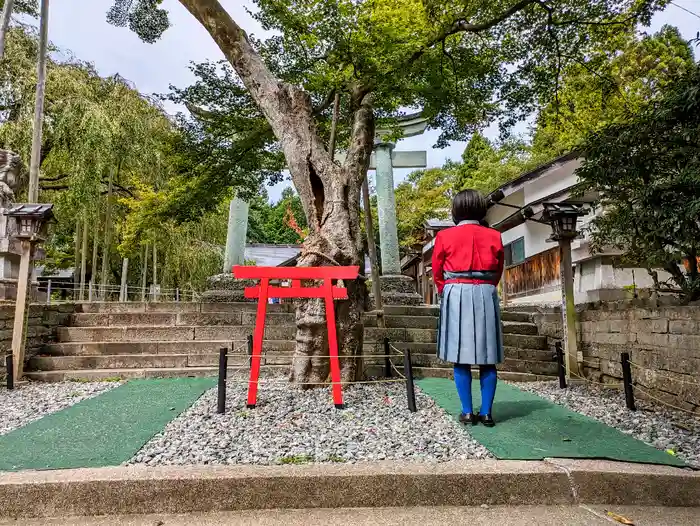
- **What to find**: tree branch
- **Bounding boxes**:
[408,0,539,65]
[177,0,321,145]
[313,89,336,116]
[39,173,71,182]
[550,13,639,27]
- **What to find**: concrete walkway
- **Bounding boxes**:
[3,506,699,525]
[1,460,698,519]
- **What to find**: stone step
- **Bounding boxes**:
[56,325,294,343]
[23,367,242,382]
[501,322,538,335]
[76,302,293,314]
[500,311,533,323]
[56,326,444,344]
[77,302,444,317]
[58,322,537,344]
[41,340,442,357]
[31,346,556,372]
[382,305,439,317]
[24,365,556,383]
[68,312,441,329]
[503,333,548,350]
[502,357,559,376]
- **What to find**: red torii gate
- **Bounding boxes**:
[232,265,360,409]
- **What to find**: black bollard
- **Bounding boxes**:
[217,347,228,414]
[384,338,392,378]
[5,354,13,390]
[247,334,253,367]
[621,352,636,411]
[403,347,417,413]
[555,341,567,389]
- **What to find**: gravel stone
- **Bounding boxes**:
[0,381,121,436]
[515,381,700,469]
[130,375,491,466]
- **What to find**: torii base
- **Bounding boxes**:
[368,275,422,308]
[201,273,256,303]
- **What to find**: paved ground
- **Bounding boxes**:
[3,506,698,526]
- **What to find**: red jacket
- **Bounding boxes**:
[431,223,504,295]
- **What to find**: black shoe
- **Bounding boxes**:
[459,413,479,425]
[479,414,495,427]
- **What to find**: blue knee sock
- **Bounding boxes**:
[453,364,473,414]
[479,365,498,415]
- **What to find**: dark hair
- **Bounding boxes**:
[452,189,487,224]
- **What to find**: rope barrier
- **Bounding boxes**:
[387,343,406,356]
[226,378,409,387]
[628,362,700,387]
[242,353,405,360]
[568,371,623,388]
[390,359,407,380]
[230,343,249,355]
[631,384,700,416]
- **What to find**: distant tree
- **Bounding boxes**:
[448,134,534,194]
[394,168,452,252]
[248,187,308,245]
[533,25,695,157]
[577,65,700,302]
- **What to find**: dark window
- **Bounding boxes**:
[504,237,525,266]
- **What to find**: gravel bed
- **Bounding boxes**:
[130,377,491,466]
[0,381,121,436]
[515,381,700,469]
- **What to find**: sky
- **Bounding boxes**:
[35,0,700,202]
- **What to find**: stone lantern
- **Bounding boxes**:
[7,203,54,381]
[542,202,588,378]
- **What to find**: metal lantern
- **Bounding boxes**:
[5,204,54,242]
[541,202,588,241]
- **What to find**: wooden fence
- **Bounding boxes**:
[503,246,560,299]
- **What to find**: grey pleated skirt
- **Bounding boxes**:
[437,283,504,365]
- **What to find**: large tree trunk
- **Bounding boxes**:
[179,0,375,383]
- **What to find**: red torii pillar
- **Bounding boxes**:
[232,265,359,409]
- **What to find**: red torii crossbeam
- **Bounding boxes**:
[232,265,360,409]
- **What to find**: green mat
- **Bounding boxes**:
[417,377,684,467]
[0,377,215,472]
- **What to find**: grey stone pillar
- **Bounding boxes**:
[223,197,249,272]
[370,142,421,306]
[374,142,401,275]
[203,197,253,302]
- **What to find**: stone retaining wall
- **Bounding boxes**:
[0,303,76,379]
[520,300,700,414]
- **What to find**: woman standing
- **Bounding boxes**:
[432,189,504,427]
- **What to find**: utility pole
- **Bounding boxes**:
[0,0,16,60]
[27,0,49,203]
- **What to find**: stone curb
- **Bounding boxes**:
[0,460,697,519]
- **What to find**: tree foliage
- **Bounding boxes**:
[106,0,169,44]
[394,168,453,251]
[109,0,671,175]
[142,60,285,225]
[532,24,694,156]
[393,25,695,253]
[248,187,308,245]
[0,0,38,17]
[577,64,700,302]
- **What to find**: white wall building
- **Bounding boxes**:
[485,153,659,304]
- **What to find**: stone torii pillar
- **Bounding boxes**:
[372,113,427,305]
[203,196,252,302]
[223,197,249,272]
